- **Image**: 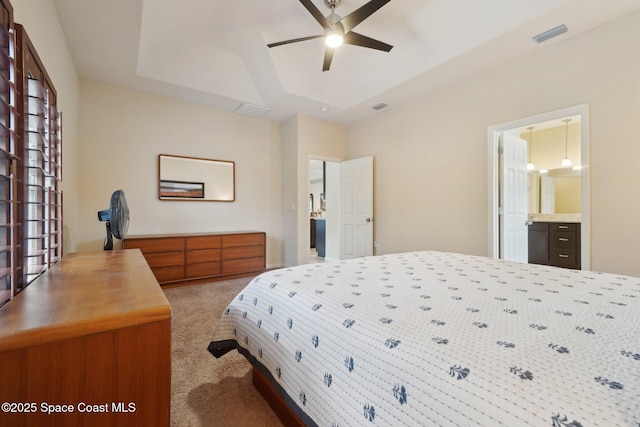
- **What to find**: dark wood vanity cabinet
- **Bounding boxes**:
[549,223,581,269]
[528,222,550,265]
[528,222,581,270]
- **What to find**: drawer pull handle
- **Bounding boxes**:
[559,254,569,258]
[558,238,569,242]
[558,225,569,229]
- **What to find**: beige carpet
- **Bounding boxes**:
[163,278,285,427]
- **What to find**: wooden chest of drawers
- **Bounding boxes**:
[123,231,266,285]
[0,250,171,427]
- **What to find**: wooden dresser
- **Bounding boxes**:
[123,231,266,285]
[0,250,172,427]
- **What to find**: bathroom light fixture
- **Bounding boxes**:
[526,126,535,171]
[561,118,572,167]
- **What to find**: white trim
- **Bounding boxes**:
[488,103,590,270]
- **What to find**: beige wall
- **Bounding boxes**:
[348,10,640,277]
[13,0,80,253]
[78,80,283,267]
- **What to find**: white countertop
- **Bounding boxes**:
[528,213,581,223]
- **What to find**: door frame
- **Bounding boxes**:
[487,103,591,270]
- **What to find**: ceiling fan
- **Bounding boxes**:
[267,0,393,71]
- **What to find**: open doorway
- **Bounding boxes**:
[488,104,591,270]
[308,159,341,263]
[309,159,327,263]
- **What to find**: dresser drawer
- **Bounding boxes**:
[186,248,221,264]
[186,236,221,250]
[223,246,264,261]
[186,262,221,279]
[124,237,184,254]
[222,257,265,275]
[152,265,185,283]
[222,233,265,248]
[145,252,184,268]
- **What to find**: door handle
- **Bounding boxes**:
[366,218,372,223]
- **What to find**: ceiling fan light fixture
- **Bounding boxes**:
[325,31,343,48]
[266,0,392,71]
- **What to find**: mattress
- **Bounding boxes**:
[208,251,640,426]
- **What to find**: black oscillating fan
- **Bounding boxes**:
[97,190,130,250]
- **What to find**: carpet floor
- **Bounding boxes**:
[163,278,285,427]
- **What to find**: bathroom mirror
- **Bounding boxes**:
[158,154,235,201]
[529,167,581,214]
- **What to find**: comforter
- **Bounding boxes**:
[209,251,640,426]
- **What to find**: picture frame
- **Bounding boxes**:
[159,180,205,199]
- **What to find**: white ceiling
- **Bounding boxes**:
[52,0,640,124]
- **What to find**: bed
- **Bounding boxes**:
[208,250,640,426]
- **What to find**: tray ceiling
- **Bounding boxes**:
[53,0,640,123]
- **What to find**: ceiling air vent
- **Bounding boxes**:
[372,102,388,111]
[234,103,271,117]
[532,24,568,44]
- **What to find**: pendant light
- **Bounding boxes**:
[526,126,535,170]
[561,118,572,167]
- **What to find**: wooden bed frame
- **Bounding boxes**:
[252,367,306,427]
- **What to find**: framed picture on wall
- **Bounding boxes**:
[160,180,205,198]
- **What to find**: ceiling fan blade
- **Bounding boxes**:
[340,0,391,33]
[343,31,393,52]
[267,34,324,48]
[323,48,335,71]
[299,0,331,29]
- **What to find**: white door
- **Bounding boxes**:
[341,156,374,259]
[501,132,529,263]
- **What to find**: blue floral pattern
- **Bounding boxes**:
[209,251,640,426]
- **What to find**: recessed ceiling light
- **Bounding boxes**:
[320,106,330,112]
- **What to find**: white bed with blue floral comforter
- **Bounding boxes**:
[208,251,640,426]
